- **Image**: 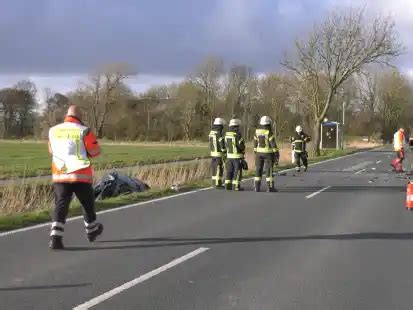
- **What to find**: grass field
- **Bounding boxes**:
[0,140,209,178]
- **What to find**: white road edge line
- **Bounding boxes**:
[72,247,209,310]
[0,147,383,238]
[305,186,331,199]
[355,169,366,175]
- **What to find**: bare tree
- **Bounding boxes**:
[191,56,223,130]
[40,88,69,137]
[14,80,38,138]
[356,70,380,139]
[377,70,413,141]
[227,64,253,116]
[258,74,293,138]
[87,63,135,138]
[282,8,403,155]
[177,81,199,141]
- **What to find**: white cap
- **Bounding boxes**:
[213,118,225,125]
[259,116,272,126]
[229,119,241,127]
[296,125,303,133]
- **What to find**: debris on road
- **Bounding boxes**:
[94,171,150,200]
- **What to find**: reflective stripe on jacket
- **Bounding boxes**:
[209,129,226,157]
[292,132,310,153]
[225,130,245,159]
[253,128,278,154]
[49,116,100,183]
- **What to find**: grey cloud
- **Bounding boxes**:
[0,0,410,75]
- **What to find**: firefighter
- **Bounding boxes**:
[291,125,311,172]
[224,118,245,191]
[48,105,104,250]
[253,116,280,192]
[209,117,226,188]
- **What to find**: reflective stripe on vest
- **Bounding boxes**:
[225,132,244,159]
[209,130,224,157]
[52,173,93,183]
[255,129,275,153]
[293,139,303,153]
[49,122,91,175]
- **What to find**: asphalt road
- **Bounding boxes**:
[1,148,412,310]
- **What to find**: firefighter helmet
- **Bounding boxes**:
[296,125,303,133]
[229,119,241,127]
[213,118,225,126]
[259,116,272,126]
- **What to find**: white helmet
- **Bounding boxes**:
[229,118,241,127]
[213,118,225,126]
[296,125,303,133]
[259,116,272,126]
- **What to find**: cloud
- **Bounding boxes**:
[0,0,410,81]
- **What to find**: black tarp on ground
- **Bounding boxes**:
[94,171,150,200]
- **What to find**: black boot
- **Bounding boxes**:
[225,183,232,190]
[215,180,224,189]
[267,181,278,192]
[254,181,261,192]
[87,223,104,242]
[49,235,64,250]
[295,167,301,172]
[304,166,308,172]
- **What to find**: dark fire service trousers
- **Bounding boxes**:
[51,183,98,237]
[294,151,308,169]
[255,153,274,190]
[225,159,243,190]
[211,157,224,187]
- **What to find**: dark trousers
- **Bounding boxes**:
[294,151,308,168]
[225,159,243,190]
[255,153,274,185]
[211,157,224,186]
[53,183,96,225]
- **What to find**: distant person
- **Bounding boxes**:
[224,119,245,191]
[209,118,226,189]
[48,105,103,250]
[253,116,279,192]
[392,128,405,172]
[291,125,311,172]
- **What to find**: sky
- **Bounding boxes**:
[0,0,412,99]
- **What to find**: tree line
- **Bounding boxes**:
[0,8,410,154]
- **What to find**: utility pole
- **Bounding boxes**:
[342,101,346,149]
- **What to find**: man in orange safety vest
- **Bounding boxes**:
[48,105,103,250]
[392,128,406,172]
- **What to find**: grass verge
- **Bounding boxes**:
[0,147,366,232]
[0,140,208,179]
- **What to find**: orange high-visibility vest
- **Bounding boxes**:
[49,117,100,183]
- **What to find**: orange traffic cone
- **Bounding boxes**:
[406,182,413,210]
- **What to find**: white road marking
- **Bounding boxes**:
[305,186,331,199]
[343,161,373,172]
[355,169,366,175]
[73,247,209,310]
[376,160,382,164]
[0,147,383,238]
